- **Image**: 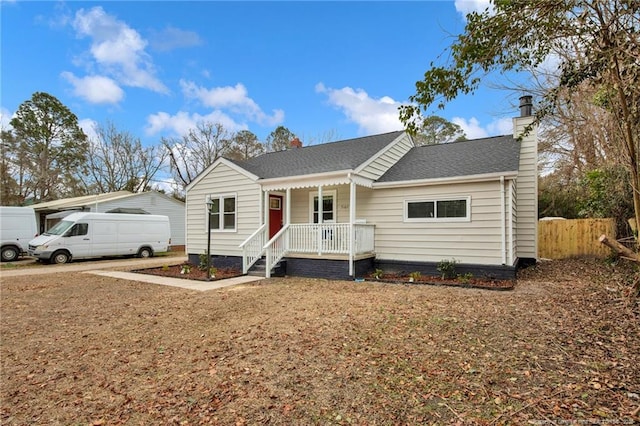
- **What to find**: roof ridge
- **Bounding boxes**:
[414,134,512,149]
[232,130,405,163]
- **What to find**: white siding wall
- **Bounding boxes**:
[95,192,186,245]
[358,134,413,181]
[186,163,260,256]
[514,116,538,259]
[359,181,506,265]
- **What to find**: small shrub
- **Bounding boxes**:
[437,259,458,280]
[198,252,209,271]
[162,264,169,271]
[209,267,218,279]
[180,264,191,274]
[458,272,473,284]
[372,268,384,279]
[409,271,421,282]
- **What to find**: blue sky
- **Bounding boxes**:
[1,0,521,149]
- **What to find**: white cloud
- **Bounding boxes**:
[71,6,168,94]
[148,26,202,52]
[61,72,124,104]
[452,116,513,139]
[486,117,514,136]
[180,80,284,127]
[0,107,14,129]
[452,117,488,139]
[454,0,494,18]
[315,83,403,135]
[145,110,247,137]
[78,118,99,142]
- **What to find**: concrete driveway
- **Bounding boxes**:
[0,255,188,277]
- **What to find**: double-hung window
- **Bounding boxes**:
[405,197,470,222]
[309,190,336,223]
[208,194,237,231]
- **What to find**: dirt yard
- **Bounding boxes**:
[1,258,638,425]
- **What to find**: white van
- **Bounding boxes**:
[0,206,38,262]
[28,212,170,264]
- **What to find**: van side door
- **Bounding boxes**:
[63,222,91,259]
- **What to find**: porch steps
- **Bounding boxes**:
[247,257,286,277]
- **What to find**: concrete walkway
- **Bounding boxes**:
[1,255,266,291]
[85,270,265,291]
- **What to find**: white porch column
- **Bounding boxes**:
[263,190,269,229]
[285,187,291,252]
[317,185,323,255]
[349,180,356,276]
[285,188,291,225]
[258,187,264,226]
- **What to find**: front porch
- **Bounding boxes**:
[241,222,376,277]
[237,172,377,278]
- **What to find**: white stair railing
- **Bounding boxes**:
[264,224,289,278]
[239,224,266,274]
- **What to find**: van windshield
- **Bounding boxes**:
[45,220,73,236]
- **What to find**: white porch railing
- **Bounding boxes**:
[239,224,266,273]
[288,223,375,255]
[249,223,375,277]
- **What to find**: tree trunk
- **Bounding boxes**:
[599,234,639,262]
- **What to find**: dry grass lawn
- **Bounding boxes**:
[1,258,639,425]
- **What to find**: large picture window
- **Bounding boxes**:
[405,197,470,222]
[208,194,236,231]
[309,190,336,223]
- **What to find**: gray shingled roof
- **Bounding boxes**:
[377,135,520,182]
[228,131,404,179]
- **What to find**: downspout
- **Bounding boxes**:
[500,176,506,265]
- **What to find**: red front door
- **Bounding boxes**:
[269,195,284,238]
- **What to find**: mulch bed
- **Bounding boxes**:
[138,263,514,289]
[135,263,244,281]
[365,273,514,290]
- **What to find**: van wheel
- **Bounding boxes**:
[138,247,153,258]
[51,251,70,264]
[1,246,19,262]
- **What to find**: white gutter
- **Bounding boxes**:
[373,171,518,189]
[500,176,507,265]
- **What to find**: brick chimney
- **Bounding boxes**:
[290,137,303,149]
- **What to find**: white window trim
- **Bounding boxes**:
[404,196,471,222]
[308,189,337,223]
[206,192,237,233]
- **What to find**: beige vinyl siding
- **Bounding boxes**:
[358,134,413,181]
[358,181,506,264]
[514,116,538,259]
[510,179,517,264]
[186,163,260,256]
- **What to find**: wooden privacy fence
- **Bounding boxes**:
[538,218,615,259]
